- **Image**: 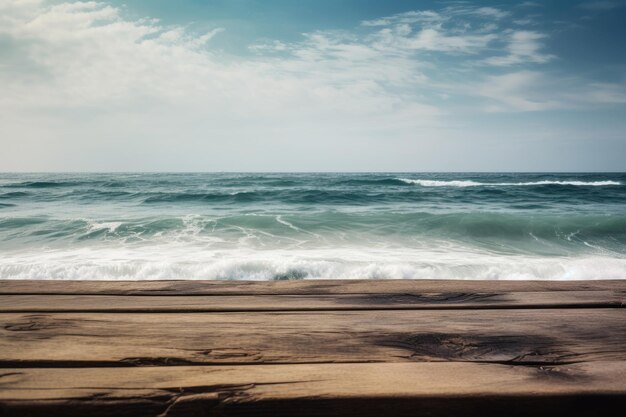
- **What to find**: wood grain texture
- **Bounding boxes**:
[1,279,625,417]
[1,309,625,366]
[2,279,626,295]
[2,362,626,417]
[1,291,623,312]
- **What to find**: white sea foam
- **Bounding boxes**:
[1,244,625,280]
[86,221,123,232]
[399,179,483,187]
[398,179,621,187]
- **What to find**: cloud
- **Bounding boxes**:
[0,0,451,172]
[370,26,497,54]
[459,6,509,20]
[361,10,443,27]
[512,18,538,26]
[573,82,626,104]
[475,71,562,111]
[0,0,440,125]
[518,2,543,7]
[0,0,614,122]
[484,30,554,66]
[1,0,624,171]
[359,6,506,55]
[361,5,509,28]
[474,71,626,112]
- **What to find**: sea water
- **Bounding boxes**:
[0,172,624,280]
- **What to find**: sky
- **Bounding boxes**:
[1,0,625,172]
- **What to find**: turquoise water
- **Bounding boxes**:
[0,173,624,280]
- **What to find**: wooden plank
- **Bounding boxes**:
[0,291,623,312]
[2,309,624,366]
[1,362,625,416]
[2,279,626,295]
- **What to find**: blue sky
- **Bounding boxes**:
[1,0,625,171]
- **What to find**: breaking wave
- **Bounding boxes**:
[1,172,624,280]
[398,179,622,187]
[2,246,625,280]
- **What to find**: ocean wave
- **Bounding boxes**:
[1,173,624,281]
[335,178,410,186]
[0,191,30,199]
[141,190,394,205]
[398,179,622,187]
[0,217,48,228]
[1,246,625,280]
[1,213,624,252]
[4,181,83,188]
[142,191,261,204]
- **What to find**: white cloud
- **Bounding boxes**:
[0,0,624,171]
[513,18,537,26]
[413,28,496,52]
[0,0,439,123]
[475,71,562,111]
[372,27,497,53]
[465,7,509,20]
[474,71,626,112]
[361,6,509,28]
[361,10,444,27]
[0,0,613,122]
[0,0,451,172]
[484,31,553,66]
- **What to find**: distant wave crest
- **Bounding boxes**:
[398,178,622,187]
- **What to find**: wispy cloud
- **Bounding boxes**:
[370,26,497,54]
[484,31,554,66]
[1,0,625,171]
[361,10,444,27]
[2,0,621,120]
[475,71,626,112]
[361,5,509,28]
[449,6,509,20]
[475,71,562,112]
[1,0,451,171]
[4,0,622,121]
[518,2,543,8]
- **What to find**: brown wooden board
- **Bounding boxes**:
[2,362,626,417]
[0,291,623,312]
[1,309,625,366]
[2,279,626,295]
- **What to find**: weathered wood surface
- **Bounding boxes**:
[2,362,626,417]
[0,279,625,417]
[1,291,623,312]
[2,278,626,295]
[1,310,625,366]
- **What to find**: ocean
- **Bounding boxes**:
[0,172,624,280]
